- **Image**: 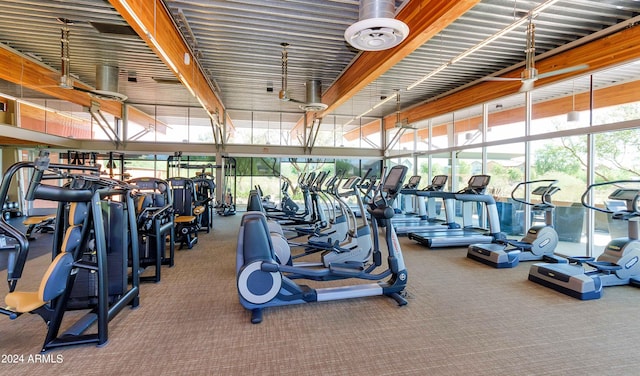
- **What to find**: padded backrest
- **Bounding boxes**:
[169,178,195,216]
[152,193,166,207]
[237,212,275,271]
[134,193,166,213]
[135,194,153,213]
[193,178,215,201]
[68,202,88,226]
[38,252,74,302]
[61,202,87,254]
[246,190,264,212]
[128,177,172,208]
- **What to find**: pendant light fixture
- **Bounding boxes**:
[567,80,580,122]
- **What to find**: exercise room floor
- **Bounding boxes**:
[2,213,640,375]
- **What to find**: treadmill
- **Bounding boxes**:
[391,175,422,224]
[394,175,455,235]
[408,175,505,248]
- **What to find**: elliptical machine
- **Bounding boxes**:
[529,180,640,300]
[467,179,565,268]
[236,165,409,324]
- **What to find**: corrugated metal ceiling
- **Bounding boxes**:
[0,0,639,130]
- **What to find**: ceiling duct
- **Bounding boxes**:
[344,0,409,51]
[300,80,328,112]
[56,19,127,102]
[94,64,128,101]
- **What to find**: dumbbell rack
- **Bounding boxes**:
[2,200,21,220]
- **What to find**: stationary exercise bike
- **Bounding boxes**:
[467,179,565,268]
[236,165,409,324]
[529,180,640,300]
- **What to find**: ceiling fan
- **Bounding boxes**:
[278,43,302,104]
[485,16,588,92]
[394,90,416,129]
[56,18,127,102]
[277,43,327,112]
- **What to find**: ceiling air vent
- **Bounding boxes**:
[300,80,328,112]
[152,77,182,85]
[344,0,409,51]
[90,22,137,36]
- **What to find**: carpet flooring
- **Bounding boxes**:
[1,214,640,375]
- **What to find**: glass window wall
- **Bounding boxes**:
[487,143,525,237]
[487,94,525,142]
[530,136,588,256]
[454,105,483,147]
[592,61,640,126]
[592,127,640,257]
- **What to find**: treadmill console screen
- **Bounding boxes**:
[383,166,407,192]
[531,185,550,195]
[609,188,640,201]
[432,175,447,187]
[406,175,421,187]
[468,175,490,189]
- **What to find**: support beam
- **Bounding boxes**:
[344,119,382,141]
[386,24,640,129]
[109,0,225,124]
[128,106,168,135]
[320,0,481,116]
[305,117,323,155]
[71,140,384,159]
[290,0,480,137]
[407,78,640,143]
[0,44,122,117]
[0,124,81,148]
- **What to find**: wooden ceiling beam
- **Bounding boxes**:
[385,24,640,129]
[109,0,225,123]
[403,78,640,143]
[0,43,172,137]
[320,0,482,116]
[0,44,122,117]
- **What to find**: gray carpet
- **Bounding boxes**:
[2,214,640,375]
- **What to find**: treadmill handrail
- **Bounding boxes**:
[581,180,640,214]
[510,179,559,207]
[453,193,496,205]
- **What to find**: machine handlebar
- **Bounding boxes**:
[581,180,640,214]
[510,179,559,207]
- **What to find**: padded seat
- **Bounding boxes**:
[23,214,56,226]
[23,213,56,239]
[168,177,201,249]
[5,202,84,314]
[175,215,197,223]
[5,252,74,313]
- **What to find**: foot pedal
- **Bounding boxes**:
[329,262,365,275]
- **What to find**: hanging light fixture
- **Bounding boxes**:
[344,0,409,51]
[567,80,580,122]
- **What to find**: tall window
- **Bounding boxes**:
[454,105,483,147]
[591,127,640,257]
[530,136,588,256]
[486,94,525,142]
